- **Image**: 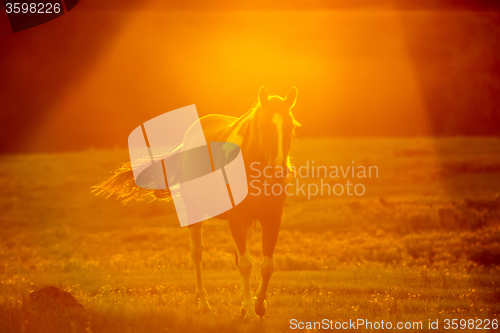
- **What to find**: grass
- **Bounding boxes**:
[0,137,500,332]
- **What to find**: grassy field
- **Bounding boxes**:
[0,137,499,332]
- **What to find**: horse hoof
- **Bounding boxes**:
[243,312,261,321]
[196,302,212,314]
[254,297,266,317]
[240,301,260,321]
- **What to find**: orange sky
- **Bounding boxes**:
[1,2,498,152]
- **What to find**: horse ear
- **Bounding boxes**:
[285,86,297,108]
[258,86,269,106]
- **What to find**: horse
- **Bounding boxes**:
[93,86,300,320]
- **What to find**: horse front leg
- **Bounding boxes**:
[255,216,281,317]
[229,218,260,321]
[188,223,211,313]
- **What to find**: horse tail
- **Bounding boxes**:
[91,148,181,204]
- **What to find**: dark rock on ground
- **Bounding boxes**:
[26,286,84,310]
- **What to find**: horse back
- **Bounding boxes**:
[199,114,238,143]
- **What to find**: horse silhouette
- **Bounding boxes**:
[93,86,300,319]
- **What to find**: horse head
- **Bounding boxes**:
[255,86,300,168]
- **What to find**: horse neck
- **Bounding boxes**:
[239,106,273,168]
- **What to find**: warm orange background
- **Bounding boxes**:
[1,0,499,153]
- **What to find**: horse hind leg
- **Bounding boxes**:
[188,223,211,314]
[255,219,280,317]
[230,219,260,321]
[254,254,274,317]
[235,221,256,267]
